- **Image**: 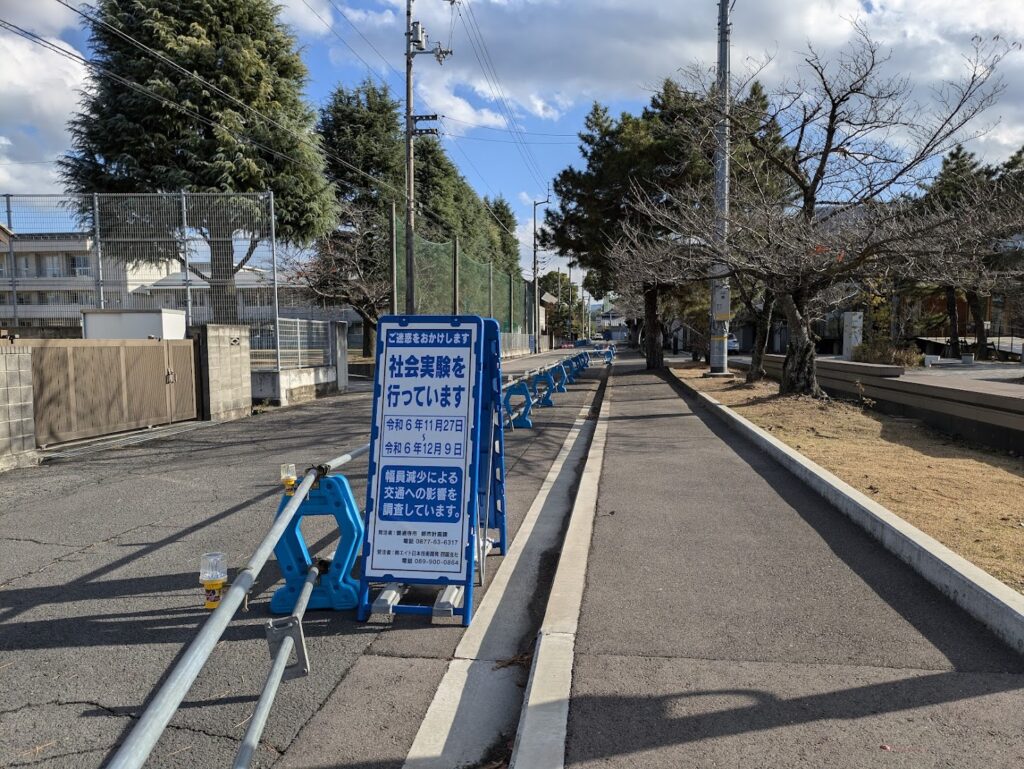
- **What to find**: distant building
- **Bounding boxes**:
[0,231,174,327]
[1,231,353,329]
[596,302,628,340]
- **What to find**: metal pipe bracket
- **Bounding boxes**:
[265,616,310,681]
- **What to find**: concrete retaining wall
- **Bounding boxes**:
[736,354,1024,451]
[250,321,348,407]
[0,346,39,471]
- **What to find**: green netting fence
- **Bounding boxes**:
[394,220,530,334]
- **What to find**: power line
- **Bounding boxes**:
[43,1,522,247]
[281,0,518,240]
[457,0,548,189]
[41,2,463,232]
[442,131,577,146]
[298,0,399,96]
[441,114,578,137]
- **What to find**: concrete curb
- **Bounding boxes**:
[509,372,612,769]
[671,372,1024,656]
[402,372,606,769]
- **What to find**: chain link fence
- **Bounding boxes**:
[1,192,341,370]
[393,219,532,335]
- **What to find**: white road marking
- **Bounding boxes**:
[402,373,605,769]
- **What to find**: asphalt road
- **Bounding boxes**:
[0,350,601,768]
[566,358,1024,768]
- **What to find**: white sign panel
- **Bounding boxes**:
[363,321,479,582]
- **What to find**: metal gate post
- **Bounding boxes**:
[180,191,193,327]
[5,194,18,326]
[488,262,493,318]
[390,202,398,315]
[92,193,106,309]
[269,193,282,372]
[453,236,460,315]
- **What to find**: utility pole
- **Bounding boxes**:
[556,267,561,339]
[404,0,454,315]
[567,264,572,339]
[708,0,732,376]
[580,285,586,341]
[532,190,549,351]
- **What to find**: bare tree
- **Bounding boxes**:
[287,201,392,357]
[641,27,1018,395]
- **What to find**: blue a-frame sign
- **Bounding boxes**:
[357,315,505,626]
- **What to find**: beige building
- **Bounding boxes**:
[1,231,176,327]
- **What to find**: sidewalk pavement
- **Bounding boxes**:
[565,360,1024,768]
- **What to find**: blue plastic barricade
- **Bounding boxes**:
[271,474,363,613]
[531,368,556,407]
[503,379,534,429]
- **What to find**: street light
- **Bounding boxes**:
[532,191,550,352]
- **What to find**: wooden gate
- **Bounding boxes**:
[27,339,197,446]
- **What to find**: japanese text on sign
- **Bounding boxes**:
[365,321,479,580]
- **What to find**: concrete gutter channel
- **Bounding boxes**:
[507,358,1024,769]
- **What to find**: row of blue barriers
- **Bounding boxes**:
[270,346,614,616]
[503,350,595,429]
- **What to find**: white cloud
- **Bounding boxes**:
[277,0,335,36]
[0,31,87,193]
[0,0,81,36]
[5,0,1024,195]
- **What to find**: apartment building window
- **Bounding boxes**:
[43,254,62,277]
[16,255,31,277]
[71,254,92,277]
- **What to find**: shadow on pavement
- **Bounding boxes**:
[567,670,1024,765]
[666,373,1024,674]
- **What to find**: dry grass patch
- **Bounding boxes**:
[671,363,1024,592]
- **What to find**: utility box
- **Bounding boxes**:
[82,309,187,340]
[841,311,864,360]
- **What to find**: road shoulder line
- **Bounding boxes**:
[508,370,612,769]
[402,369,607,769]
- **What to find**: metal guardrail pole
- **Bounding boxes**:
[320,443,371,474]
[233,566,319,769]
[109,353,588,768]
[107,471,317,769]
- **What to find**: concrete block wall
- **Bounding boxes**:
[192,325,252,422]
[0,346,39,471]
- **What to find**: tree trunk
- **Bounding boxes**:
[889,288,902,344]
[362,318,376,358]
[747,294,774,384]
[627,318,640,347]
[209,236,239,323]
[944,286,961,358]
[778,293,823,397]
[643,285,663,369]
[966,291,989,360]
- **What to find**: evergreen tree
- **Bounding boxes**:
[488,195,521,274]
[60,0,336,322]
[310,80,402,355]
[318,78,403,206]
[923,145,996,357]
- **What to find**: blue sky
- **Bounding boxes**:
[3,0,1024,278]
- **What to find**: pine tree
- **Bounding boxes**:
[60,0,336,322]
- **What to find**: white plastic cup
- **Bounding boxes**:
[200,552,227,582]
